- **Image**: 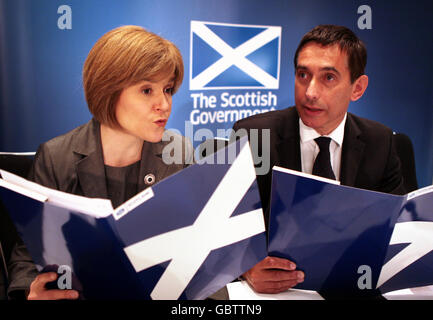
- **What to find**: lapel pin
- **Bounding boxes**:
[144,173,155,185]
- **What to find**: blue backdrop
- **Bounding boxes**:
[1,0,432,187]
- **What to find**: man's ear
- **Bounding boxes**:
[351,75,368,101]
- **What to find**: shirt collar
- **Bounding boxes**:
[299,113,347,147]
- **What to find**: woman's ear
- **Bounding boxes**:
[351,75,369,101]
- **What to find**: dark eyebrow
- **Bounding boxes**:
[321,66,340,76]
[296,65,341,76]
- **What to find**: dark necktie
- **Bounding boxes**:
[312,137,336,180]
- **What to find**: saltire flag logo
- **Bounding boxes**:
[115,137,267,299]
[377,187,433,293]
[190,20,281,90]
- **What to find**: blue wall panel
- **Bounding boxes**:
[1,0,432,187]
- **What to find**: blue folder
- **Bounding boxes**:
[268,166,433,296]
[0,137,267,299]
[378,187,433,293]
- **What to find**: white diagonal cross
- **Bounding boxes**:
[124,142,265,299]
[190,21,280,89]
[377,221,433,288]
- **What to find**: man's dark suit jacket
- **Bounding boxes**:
[233,106,405,228]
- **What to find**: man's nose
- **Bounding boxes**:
[305,78,320,102]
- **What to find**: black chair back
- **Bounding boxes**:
[0,153,35,179]
[393,133,418,193]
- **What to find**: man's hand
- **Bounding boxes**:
[27,272,79,300]
[242,256,304,294]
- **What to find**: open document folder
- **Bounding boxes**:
[0,137,267,300]
[268,166,433,296]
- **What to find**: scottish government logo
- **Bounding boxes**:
[189,21,281,127]
[190,21,281,90]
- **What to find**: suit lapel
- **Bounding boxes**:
[137,140,169,191]
[277,136,302,171]
[271,109,365,186]
[73,119,108,198]
[340,113,365,187]
[276,108,302,171]
[72,120,171,197]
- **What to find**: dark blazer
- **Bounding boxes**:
[28,118,194,199]
[233,106,405,227]
[10,119,192,299]
[0,199,38,300]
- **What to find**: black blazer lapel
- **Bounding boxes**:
[137,141,169,191]
[275,107,302,172]
[75,153,108,198]
[276,137,302,172]
[340,113,365,187]
[73,119,108,198]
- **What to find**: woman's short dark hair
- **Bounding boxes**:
[294,25,367,83]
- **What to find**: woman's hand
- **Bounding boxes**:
[27,272,79,300]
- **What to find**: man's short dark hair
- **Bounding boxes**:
[294,25,367,83]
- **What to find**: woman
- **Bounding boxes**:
[26,25,193,299]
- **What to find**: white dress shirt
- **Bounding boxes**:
[299,113,347,181]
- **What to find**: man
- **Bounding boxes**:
[232,25,405,294]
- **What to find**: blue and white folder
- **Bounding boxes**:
[268,166,433,296]
[0,137,267,300]
[378,186,433,293]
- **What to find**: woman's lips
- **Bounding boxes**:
[154,119,167,127]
